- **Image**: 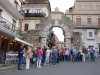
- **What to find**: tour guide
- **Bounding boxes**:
[18,44,24,70]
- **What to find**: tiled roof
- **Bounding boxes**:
[25,0,49,4]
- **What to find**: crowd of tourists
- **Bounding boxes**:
[17,44,99,70]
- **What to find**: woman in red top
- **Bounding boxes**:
[60,48,65,61]
[36,47,43,68]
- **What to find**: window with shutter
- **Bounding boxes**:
[24,24,29,31]
[98,18,100,26]
[76,18,81,26]
[87,18,91,25]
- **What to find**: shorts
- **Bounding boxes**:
[37,56,42,60]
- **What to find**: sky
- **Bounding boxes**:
[49,0,75,12]
[50,0,75,41]
[52,27,64,42]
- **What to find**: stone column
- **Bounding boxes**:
[41,37,47,48]
[64,32,72,49]
[64,38,71,49]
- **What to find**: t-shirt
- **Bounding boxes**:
[18,47,23,58]
[65,50,69,55]
[52,49,57,56]
[61,49,65,55]
[90,49,95,54]
[79,50,83,55]
[36,50,43,57]
[72,49,77,55]
[46,50,51,57]
[43,48,46,57]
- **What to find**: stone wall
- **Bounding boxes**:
[20,30,41,47]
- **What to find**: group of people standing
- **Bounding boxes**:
[17,44,97,70]
[18,44,32,70]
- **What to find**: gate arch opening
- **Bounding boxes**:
[47,27,65,48]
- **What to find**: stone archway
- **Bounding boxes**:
[20,11,82,49]
[39,11,75,48]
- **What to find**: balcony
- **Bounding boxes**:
[75,22,100,29]
[0,16,22,38]
[24,13,46,17]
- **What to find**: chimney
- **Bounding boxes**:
[69,7,73,13]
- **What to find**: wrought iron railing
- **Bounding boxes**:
[75,22,100,29]
[0,16,20,33]
[24,13,46,17]
[76,22,98,26]
[82,22,98,26]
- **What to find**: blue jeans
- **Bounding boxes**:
[80,55,83,62]
[52,55,57,65]
[90,53,95,61]
[22,56,26,64]
[18,56,23,69]
[76,55,80,61]
[65,55,69,61]
[57,56,60,64]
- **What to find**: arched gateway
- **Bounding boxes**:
[39,11,75,48]
[21,10,82,49]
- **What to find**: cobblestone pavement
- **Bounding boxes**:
[0,57,100,75]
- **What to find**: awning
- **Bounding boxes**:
[15,37,33,47]
[0,27,22,38]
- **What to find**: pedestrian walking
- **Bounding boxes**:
[60,48,65,61]
[42,46,47,64]
[18,44,24,70]
[44,47,51,65]
[89,47,95,62]
[72,47,77,62]
[70,49,73,62]
[65,48,70,61]
[79,48,83,62]
[26,46,33,69]
[82,52,85,62]
[22,46,27,64]
[36,47,43,68]
[57,49,60,64]
[52,46,57,66]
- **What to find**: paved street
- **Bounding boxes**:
[0,58,100,75]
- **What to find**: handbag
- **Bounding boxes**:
[27,52,33,59]
[33,58,36,61]
[88,55,91,59]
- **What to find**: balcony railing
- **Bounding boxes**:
[75,22,100,29]
[24,13,46,17]
[82,22,98,26]
[0,16,20,33]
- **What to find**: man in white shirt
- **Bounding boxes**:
[44,47,51,65]
[79,48,83,62]
[65,48,69,61]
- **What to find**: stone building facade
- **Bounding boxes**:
[39,11,75,48]
[20,0,51,31]
[20,0,51,47]
[20,0,82,49]
[66,0,100,49]
[21,9,82,48]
